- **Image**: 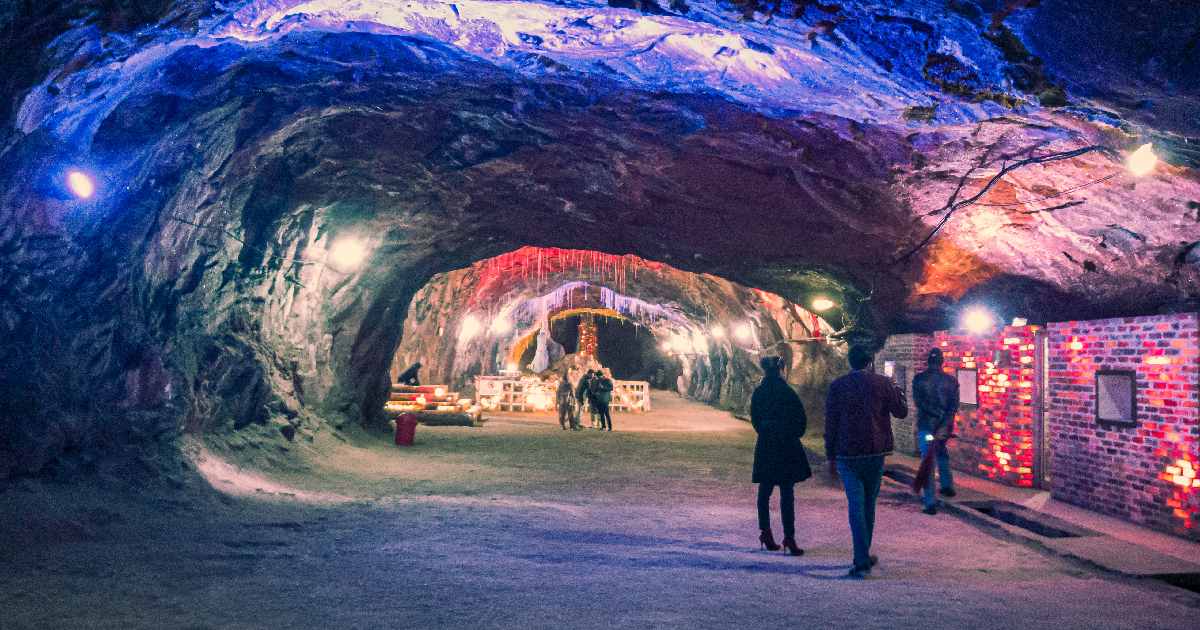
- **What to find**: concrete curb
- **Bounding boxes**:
[881,463,1200,597]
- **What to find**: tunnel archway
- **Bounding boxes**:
[390,247,843,423]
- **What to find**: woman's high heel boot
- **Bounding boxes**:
[781,537,804,556]
[758,529,781,551]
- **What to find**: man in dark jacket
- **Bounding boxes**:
[590,371,614,432]
[576,371,594,428]
[912,347,960,513]
[750,356,811,555]
[825,345,908,578]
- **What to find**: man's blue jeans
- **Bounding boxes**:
[918,430,954,509]
[836,455,885,570]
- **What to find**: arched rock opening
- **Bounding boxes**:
[390,247,844,421]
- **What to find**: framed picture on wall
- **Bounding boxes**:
[957,369,978,406]
[1095,370,1137,426]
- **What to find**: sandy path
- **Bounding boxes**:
[2,395,1196,629]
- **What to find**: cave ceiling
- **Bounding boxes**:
[5,1,1200,328]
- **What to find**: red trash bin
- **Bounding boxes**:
[395,413,418,447]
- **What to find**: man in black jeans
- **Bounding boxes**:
[825,346,908,578]
[912,347,959,514]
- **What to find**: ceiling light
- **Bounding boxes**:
[66,170,95,199]
[1126,143,1157,177]
[811,297,835,312]
[490,316,512,335]
[962,307,995,335]
[328,236,369,271]
[459,314,482,343]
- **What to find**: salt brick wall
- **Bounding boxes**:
[1047,314,1200,540]
[878,334,933,455]
[935,326,1040,488]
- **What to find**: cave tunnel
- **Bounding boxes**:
[1,0,1198,481]
[4,2,1200,625]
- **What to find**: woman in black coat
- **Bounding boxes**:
[751,356,812,555]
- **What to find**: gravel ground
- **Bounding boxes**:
[2,395,1197,629]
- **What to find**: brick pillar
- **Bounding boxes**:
[878,334,934,455]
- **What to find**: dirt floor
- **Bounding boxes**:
[2,393,1197,629]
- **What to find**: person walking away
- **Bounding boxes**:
[591,371,614,432]
[750,356,811,556]
[912,347,959,514]
[825,345,907,578]
[397,362,422,386]
[556,372,579,430]
[576,371,594,428]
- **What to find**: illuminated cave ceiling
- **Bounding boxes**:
[6,0,1200,327]
[0,0,1199,473]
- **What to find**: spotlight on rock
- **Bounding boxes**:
[1126,143,1157,177]
[661,341,673,353]
[670,332,692,354]
[328,236,369,271]
[710,324,726,339]
[734,321,754,342]
[811,297,835,312]
[66,170,95,199]
[459,314,482,343]
[490,316,512,335]
[962,306,995,335]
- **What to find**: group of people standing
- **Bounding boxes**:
[750,345,959,579]
[556,369,615,431]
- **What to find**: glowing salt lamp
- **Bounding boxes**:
[1126,143,1157,177]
